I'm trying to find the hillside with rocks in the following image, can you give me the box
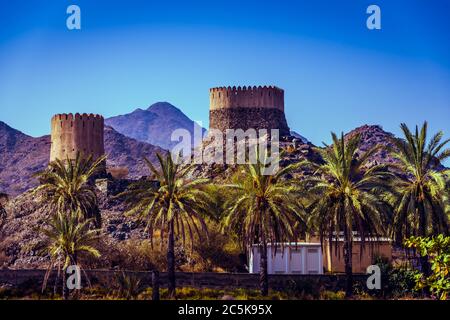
[0,122,166,196]
[344,124,445,170]
[1,115,448,269]
[344,124,399,167]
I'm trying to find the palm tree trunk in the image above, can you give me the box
[167,220,176,298]
[72,254,79,300]
[62,269,68,300]
[152,270,160,301]
[259,236,269,296]
[418,203,431,296]
[343,226,353,298]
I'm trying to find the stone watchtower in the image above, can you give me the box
[50,113,105,162]
[209,86,290,136]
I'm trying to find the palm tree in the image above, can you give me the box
[223,152,306,296]
[33,152,106,227]
[42,210,101,299]
[301,132,393,297]
[120,153,210,298]
[389,122,450,276]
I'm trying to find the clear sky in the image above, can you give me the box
[1,0,449,151]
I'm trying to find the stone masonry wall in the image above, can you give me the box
[209,86,290,136]
[50,113,104,162]
[0,270,368,292]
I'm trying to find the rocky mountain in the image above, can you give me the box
[0,122,50,196]
[105,102,206,150]
[343,124,399,167]
[0,122,165,196]
[343,124,445,170]
[1,122,447,269]
[290,130,309,144]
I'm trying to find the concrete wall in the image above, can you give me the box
[50,113,105,162]
[0,269,368,292]
[249,243,323,275]
[323,241,392,273]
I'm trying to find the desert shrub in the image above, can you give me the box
[81,238,166,271]
[359,256,417,299]
[387,267,417,298]
[187,222,244,272]
[113,271,143,299]
[320,290,345,300]
[81,237,191,272]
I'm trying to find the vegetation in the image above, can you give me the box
[405,235,450,300]
[223,151,306,296]
[113,271,143,300]
[33,152,106,227]
[389,122,450,276]
[41,210,101,299]
[3,121,449,301]
[299,132,393,297]
[120,153,211,298]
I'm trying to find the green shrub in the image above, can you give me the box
[405,235,450,300]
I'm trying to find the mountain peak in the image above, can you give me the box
[147,101,177,110]
[344,124,395,149]
[146,101,185,118]
[106,102,205,150]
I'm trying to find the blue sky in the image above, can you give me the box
[1,0,449,152]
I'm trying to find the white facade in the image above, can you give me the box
[249,243,323,275]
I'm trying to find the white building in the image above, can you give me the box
[249,242,323,275]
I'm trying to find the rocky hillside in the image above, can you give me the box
[0,122,166,196]
[0,122,50,196]
[343,124,398,167]
[105,102,206,150]
[344,124,445,170]
[1,123,447,269]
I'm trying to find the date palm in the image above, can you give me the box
[42,210,101,299]
[223,152,306,296]
[121,153,210,298]
[301,132,393,297]
[389,122,450,275]
[33,152,106,227]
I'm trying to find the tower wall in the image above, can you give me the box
[50,113,105,162]
[209,86,290,136]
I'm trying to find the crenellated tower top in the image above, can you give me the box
[209,86,284,111]
[50,113,105,162]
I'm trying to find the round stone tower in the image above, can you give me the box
[50,113,105,162]
[209,86,290,136]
